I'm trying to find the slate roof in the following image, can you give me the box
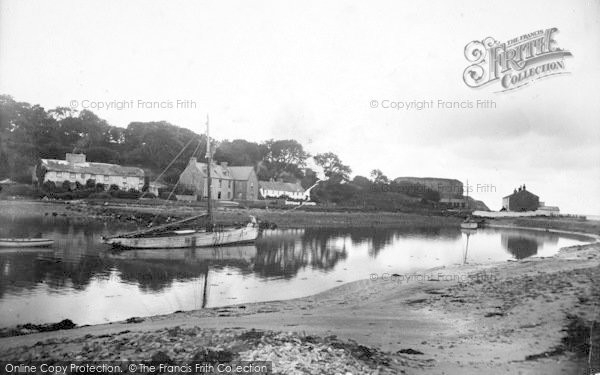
[502,189,539,199]
[41,159,144,177]
[259,181,304,193]
[229,166,255,180]
[193,162,255,181]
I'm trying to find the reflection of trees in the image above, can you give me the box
[0,252,112,298]
[253,226,460,277]
[253,229,348,279]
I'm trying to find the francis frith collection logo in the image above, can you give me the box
[463,28,572,92]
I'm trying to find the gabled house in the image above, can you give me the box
[502,185,540,212]
[178,158,259,201]
[34,153,145,191]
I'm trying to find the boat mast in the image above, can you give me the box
[205,115,213,231]
[465,179,469,212]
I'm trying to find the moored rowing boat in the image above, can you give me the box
[0,238,54,248]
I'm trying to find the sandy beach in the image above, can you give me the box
[0,211,598,374]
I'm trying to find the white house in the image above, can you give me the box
[34,153,145,190]
[259,180,306,200]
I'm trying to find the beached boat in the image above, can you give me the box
[102,116,260,249]
[0,238,54,248]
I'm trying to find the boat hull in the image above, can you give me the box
[0,239,54,248]
[104,225,260,249]
[460,222,478,229]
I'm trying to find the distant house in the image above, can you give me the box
[259,180,306,200]
[178,158,259,201]
[502,185,540,212]
[34,153,145,190]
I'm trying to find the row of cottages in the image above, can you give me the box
[178,158,259,201]
[258,180,306,200]
[34,153,145,190]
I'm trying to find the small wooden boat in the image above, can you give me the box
[460,220,478,229]
[0,238,54,248]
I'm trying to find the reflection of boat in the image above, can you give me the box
[0,238,54,248]
[106,244,257,262]
[102,116,260,249]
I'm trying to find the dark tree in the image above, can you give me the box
[313,152,352,182]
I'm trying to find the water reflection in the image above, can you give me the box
[0,204,589,326]
[499,229,559,259]
[106,246,257,292]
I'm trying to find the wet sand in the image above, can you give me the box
[1,228,598,374]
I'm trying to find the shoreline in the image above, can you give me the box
[0,215,598,373]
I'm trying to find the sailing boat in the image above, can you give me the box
[102,116,260,249]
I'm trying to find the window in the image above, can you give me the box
[69,173,76,179]
[104,175,109,182]
[227,192,231,199]
[56,172,63,178]
[218,179,222,188]
[80,173,85,179]
[228,180,231,188]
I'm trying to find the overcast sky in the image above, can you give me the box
[1,0,599,214]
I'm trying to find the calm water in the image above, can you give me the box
[0,203,591,327]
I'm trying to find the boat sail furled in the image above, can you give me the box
[103,116,260,249]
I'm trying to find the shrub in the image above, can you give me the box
[95,183,106,191]
[110,189,141,199]
[85,179,96,189]
[42,181,57,192]
[109,184,119,192]
[62,180,72,192]
[88,191,112,200]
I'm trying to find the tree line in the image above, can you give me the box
[0,95,442,208]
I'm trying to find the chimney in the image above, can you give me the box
[189,157,197,165]
[220,161,228,168]
[66,153,86,163]
[523,184,526,190]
